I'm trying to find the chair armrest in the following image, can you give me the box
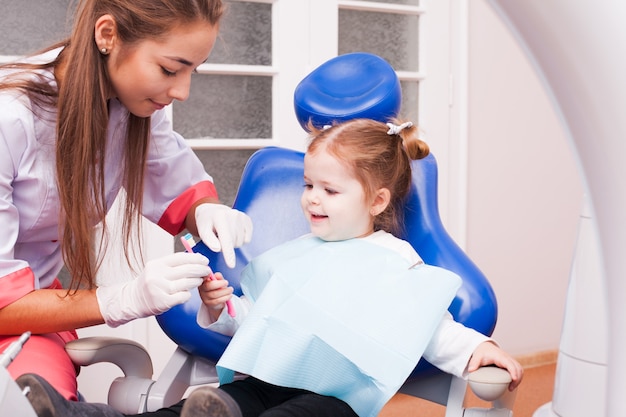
[65,337,153,379]
[468,366,516,409]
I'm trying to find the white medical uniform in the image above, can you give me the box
[0,49,217,399]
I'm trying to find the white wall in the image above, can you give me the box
[465,1,584,356]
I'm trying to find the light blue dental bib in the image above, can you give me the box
[217,236,461,417]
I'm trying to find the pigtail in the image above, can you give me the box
[387,118,430,161]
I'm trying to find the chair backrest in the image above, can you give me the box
[156,145,497,378]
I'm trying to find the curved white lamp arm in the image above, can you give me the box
[65,337,153,377]
[66,337,155,414]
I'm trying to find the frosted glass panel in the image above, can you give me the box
[351,0,419,4]
[174,1,273,140]
[338,10,419,72]
[173,74,272,139]
[211,1,272,65]
[339,9,419,122]
[0,1,271,65]
[194,149,256,206]
[0,0,72,55]
[399,81,418,122]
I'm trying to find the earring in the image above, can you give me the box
[100,47,108,54]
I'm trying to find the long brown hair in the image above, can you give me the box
[307,118,429,237]
[0,0,224,291]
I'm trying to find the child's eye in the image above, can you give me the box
[161,67,176,77]
[325,188,338,195]
[303,183,313,190]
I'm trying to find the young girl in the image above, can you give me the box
[186,118,524,417]
[15,117,523,417]
[1,0,252,404]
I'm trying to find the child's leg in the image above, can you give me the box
[3,331,78,401]
[256,393,358,417]
[218,377,277,416]
[216,378,358,417]
[126,400,185,417]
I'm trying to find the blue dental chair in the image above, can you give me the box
[65,53,516,416]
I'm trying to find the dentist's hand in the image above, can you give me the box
[96,252,211,327]
[195,203,253,268]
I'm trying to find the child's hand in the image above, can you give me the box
[467,341,524,391]
[197,272,234,321]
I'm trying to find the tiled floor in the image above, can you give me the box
[379,361,557,417]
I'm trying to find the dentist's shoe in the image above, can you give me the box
[181,386,242,417]
[16,373,125,417]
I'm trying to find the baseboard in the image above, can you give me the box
[514,350,558,368]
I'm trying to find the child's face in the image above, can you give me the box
[301,146,375,241]
[106,20,218,118]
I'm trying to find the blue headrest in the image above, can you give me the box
[293,52,401,131]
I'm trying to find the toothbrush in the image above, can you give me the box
[181,233,236,317]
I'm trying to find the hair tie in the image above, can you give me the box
[386,121,413,136]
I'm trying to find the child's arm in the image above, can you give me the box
[197,271,234,322]
[196,273,250,336]
[422,313,523,391]
[467,341,524,391]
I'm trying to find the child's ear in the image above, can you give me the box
[370,188,391,216]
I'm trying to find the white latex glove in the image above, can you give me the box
[195,203,253,268]
[96,252,211,328]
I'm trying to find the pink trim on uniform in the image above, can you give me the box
[0,267,36,309]
[158,180,218,235]
[1,279,79,401]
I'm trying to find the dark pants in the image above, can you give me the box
[127,377,359,417]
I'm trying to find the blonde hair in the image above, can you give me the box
[307,118,429,237]
[0,0,225,291]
